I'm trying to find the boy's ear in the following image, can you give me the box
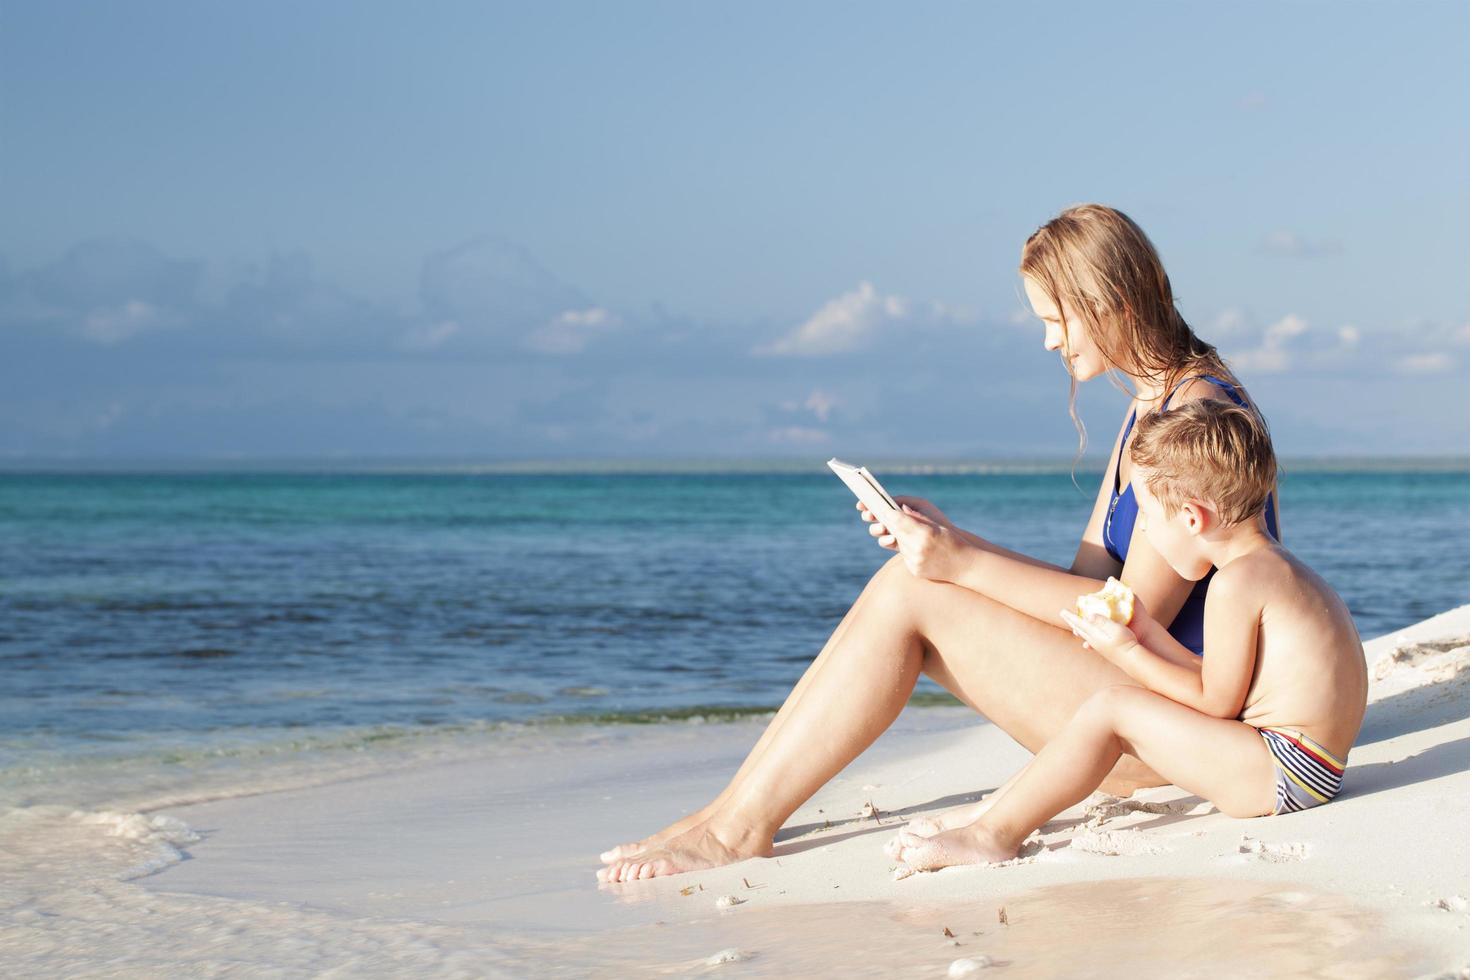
[1179,499,1212,537]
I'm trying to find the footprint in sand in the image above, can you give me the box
[1067,828,1169,857]
[891,839,1044,879]
[1373,634,1470,681]
[1237,834,1309,862]
[1082,795,1209,827]
[1428,895,1469,913]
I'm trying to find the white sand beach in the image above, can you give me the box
[5,606,1469,977]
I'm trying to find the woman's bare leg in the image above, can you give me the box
[600,557,1165,882]
[599,570,883,861]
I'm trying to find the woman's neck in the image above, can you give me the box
[1127,371,1169,407]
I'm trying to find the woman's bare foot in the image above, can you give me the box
[599,805,714,864]
[882,794,998,861]
[892,821,1018,874]
[595,820,773,883]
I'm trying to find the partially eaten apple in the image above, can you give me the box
[1076,576,1135,625]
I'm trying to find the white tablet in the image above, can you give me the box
[827,458,901,516]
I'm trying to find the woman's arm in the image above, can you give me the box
[953,528,1070,573]
[869,406,1130,604]
[949,404,1144,610]
[944,522,1194,637]
[1070,412,1131,580]
[1062,568,1259,717]
[909,404,1195,632]
[864,498,1069,574]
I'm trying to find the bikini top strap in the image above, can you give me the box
[1161,374,1244,411]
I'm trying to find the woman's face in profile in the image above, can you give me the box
[1023,276,1109,381]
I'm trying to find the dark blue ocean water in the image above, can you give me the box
[2,468,1467,761]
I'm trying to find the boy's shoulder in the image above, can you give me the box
[1209,546,1295,605]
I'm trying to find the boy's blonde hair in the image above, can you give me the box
[1129,399,1277,525]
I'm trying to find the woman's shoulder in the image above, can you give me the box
[1169,374,1240,407]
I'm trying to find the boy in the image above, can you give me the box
[890,399,1368,873]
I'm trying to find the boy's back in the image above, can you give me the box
[1217,544,1367,763]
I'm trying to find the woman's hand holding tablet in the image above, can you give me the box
[828,459,968,581]
[827,458,901,517]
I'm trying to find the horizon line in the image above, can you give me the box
[2,453,1468,476]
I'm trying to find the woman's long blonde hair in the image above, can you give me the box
[1020,204,1238,457]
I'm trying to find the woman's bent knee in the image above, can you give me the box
[1079,684,1144,725]
[869,554,926,613]
[877,552,911,582]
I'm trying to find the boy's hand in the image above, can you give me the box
[1060,607,1142,662]
[1122,597,1167,650]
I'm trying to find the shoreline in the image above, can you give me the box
[4,606,1468,975]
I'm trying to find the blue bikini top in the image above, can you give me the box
[1103,375,1279,656]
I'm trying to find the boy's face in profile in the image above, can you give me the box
[1132,467,1213,582]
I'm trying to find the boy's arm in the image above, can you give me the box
[1061,569,1260,718]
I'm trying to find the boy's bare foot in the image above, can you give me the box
[595,820,772,882]
[882,795,998,861]
[599,805,713,864]
[892,822,1017,874]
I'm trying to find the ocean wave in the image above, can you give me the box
[0,803,522,977]
[0,805,201,892]
[1,692,970,814]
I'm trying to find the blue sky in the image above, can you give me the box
[2,1,1467,460]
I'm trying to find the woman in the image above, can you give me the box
[598,204,1279,883]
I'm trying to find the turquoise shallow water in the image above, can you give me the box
[2,467,1467,779]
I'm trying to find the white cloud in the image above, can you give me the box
[1259,231,1342,258]
[398,319,462,352]
[774,389,839,432]
[419,237,586,333]
[1395,352,1455,374]
[925,299,974,322]
[524,307,621,354]
[95,402,125,431]
[0,239,201,346]
[1215,310,1469,380]
[81,298,176,345]
[804,389,837,422]
[1210,308,1250,338]
[1230,313,1309,373]
[757,281,910,356]
[767,425,829,444]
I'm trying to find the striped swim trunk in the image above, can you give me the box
[1259,727,1347,814]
